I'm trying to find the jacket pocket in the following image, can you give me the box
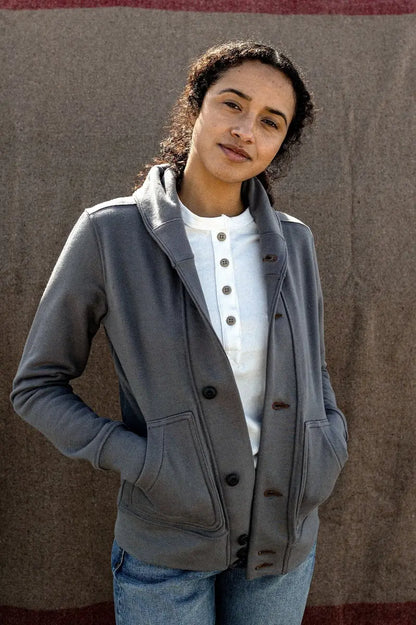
[295,418,348,528]
[122,412,223,532]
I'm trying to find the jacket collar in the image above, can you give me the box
[244,178,288,316]
[133,166,210,320]
[133,165,287,319]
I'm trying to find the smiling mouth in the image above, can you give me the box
[219,144,251,162]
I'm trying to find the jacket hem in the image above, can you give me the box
[114,505,229,572]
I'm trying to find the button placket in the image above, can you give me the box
[211,226,241,358]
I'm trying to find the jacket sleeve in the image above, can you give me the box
[10,210,146,484]
[312,237,349,443]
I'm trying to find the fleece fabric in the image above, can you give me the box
[11,165,348,580]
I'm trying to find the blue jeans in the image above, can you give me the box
[111,539,316,625]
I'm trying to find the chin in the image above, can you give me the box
[210,163,257,185]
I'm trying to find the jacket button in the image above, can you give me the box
[238,533,249,545]
[202,386,217,399]
[272,401,290,410]
[236,547,248,559]
[264,489,283,497]
[225,473,240,486]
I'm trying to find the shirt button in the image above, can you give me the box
[222,285,232,295]
[225,473,240,486]
[217,232,227,241]
[220,258,229,267]
[226,316,236,326]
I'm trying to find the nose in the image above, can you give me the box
[231,115,255,143]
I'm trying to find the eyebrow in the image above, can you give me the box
[217,88,289,127]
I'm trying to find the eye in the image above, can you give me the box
[224,101,241,111]
[262,118,279,130]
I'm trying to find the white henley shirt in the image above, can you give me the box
[180,202,269,461]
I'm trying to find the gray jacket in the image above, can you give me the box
[11,165,348,579]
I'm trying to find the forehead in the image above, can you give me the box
[212,61,295,98]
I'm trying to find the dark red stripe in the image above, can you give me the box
[0,603,115,625]
[0,0,415,14]
[303,602,416,625]
[1,602,415,624]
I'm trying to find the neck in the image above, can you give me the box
[178,169,245,218]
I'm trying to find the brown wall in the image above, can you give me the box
[1,5,415,618]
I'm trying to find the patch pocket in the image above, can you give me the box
[130,412,222,531]
[296,419,348,526]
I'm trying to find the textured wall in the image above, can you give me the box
[1,2,415,624]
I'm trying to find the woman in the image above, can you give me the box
[12,41,348,625]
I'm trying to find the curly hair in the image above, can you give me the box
[136,41,314,204]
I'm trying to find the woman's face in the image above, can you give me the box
[185,60,296,188]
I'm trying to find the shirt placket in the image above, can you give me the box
[212,226,241,362]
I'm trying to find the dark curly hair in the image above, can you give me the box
[136,41,314,204]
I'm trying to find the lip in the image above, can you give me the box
[219,144,251,162]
